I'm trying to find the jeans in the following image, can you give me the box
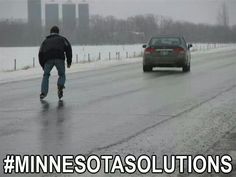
[41,59,65,95]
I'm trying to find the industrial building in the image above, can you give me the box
[78,3,90,43]
[27,0,42,44]
[45,3,59,31]
[27,0,90,44]
[62,4,76,31]
[27,0,42,28]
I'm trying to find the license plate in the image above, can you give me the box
[161,51,168,56]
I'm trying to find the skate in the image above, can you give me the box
[40,93,46,100]
[58,85,64,99]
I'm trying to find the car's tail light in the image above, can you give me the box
[174,47,185,54]
[144,47,156,54]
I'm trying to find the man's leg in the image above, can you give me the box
[41,60,54,97]
[54,59,66,99]
[55,59,66,87]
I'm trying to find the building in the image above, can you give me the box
[27,0,90,44]
[45,3,59,31]
[27,0,42,44]
[78,3,89,43]
[62,4,76,31]
[27,0,42,28]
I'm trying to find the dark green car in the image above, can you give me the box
[142,36,192,72]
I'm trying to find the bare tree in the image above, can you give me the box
[1,12,236,46]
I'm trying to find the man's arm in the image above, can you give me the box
[64,38,72,67]
[38,41,46,69]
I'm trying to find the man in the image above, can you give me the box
[39,26,72,100]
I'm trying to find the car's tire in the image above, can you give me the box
[143,65,152,72]
[182,63,190,72]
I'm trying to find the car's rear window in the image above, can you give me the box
[150,37,181,46]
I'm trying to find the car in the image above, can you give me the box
[142,36,192,72]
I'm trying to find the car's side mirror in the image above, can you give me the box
[142,44,147,48]
[188,44,193,49]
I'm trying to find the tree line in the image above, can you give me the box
[0,14,236,47]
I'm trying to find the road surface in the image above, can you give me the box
[0,49,236,177]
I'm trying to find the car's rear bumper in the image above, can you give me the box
[143,56,187,67]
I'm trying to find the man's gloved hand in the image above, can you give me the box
[67,64,71,68]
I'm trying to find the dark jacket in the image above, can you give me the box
[38,34,72,68]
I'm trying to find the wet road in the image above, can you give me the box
[0,49,236,176]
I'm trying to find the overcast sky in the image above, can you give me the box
[0,0,235,25]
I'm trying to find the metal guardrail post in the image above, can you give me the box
[14,59,16,71]
[33,57,35,68]
[76,54,79,63]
